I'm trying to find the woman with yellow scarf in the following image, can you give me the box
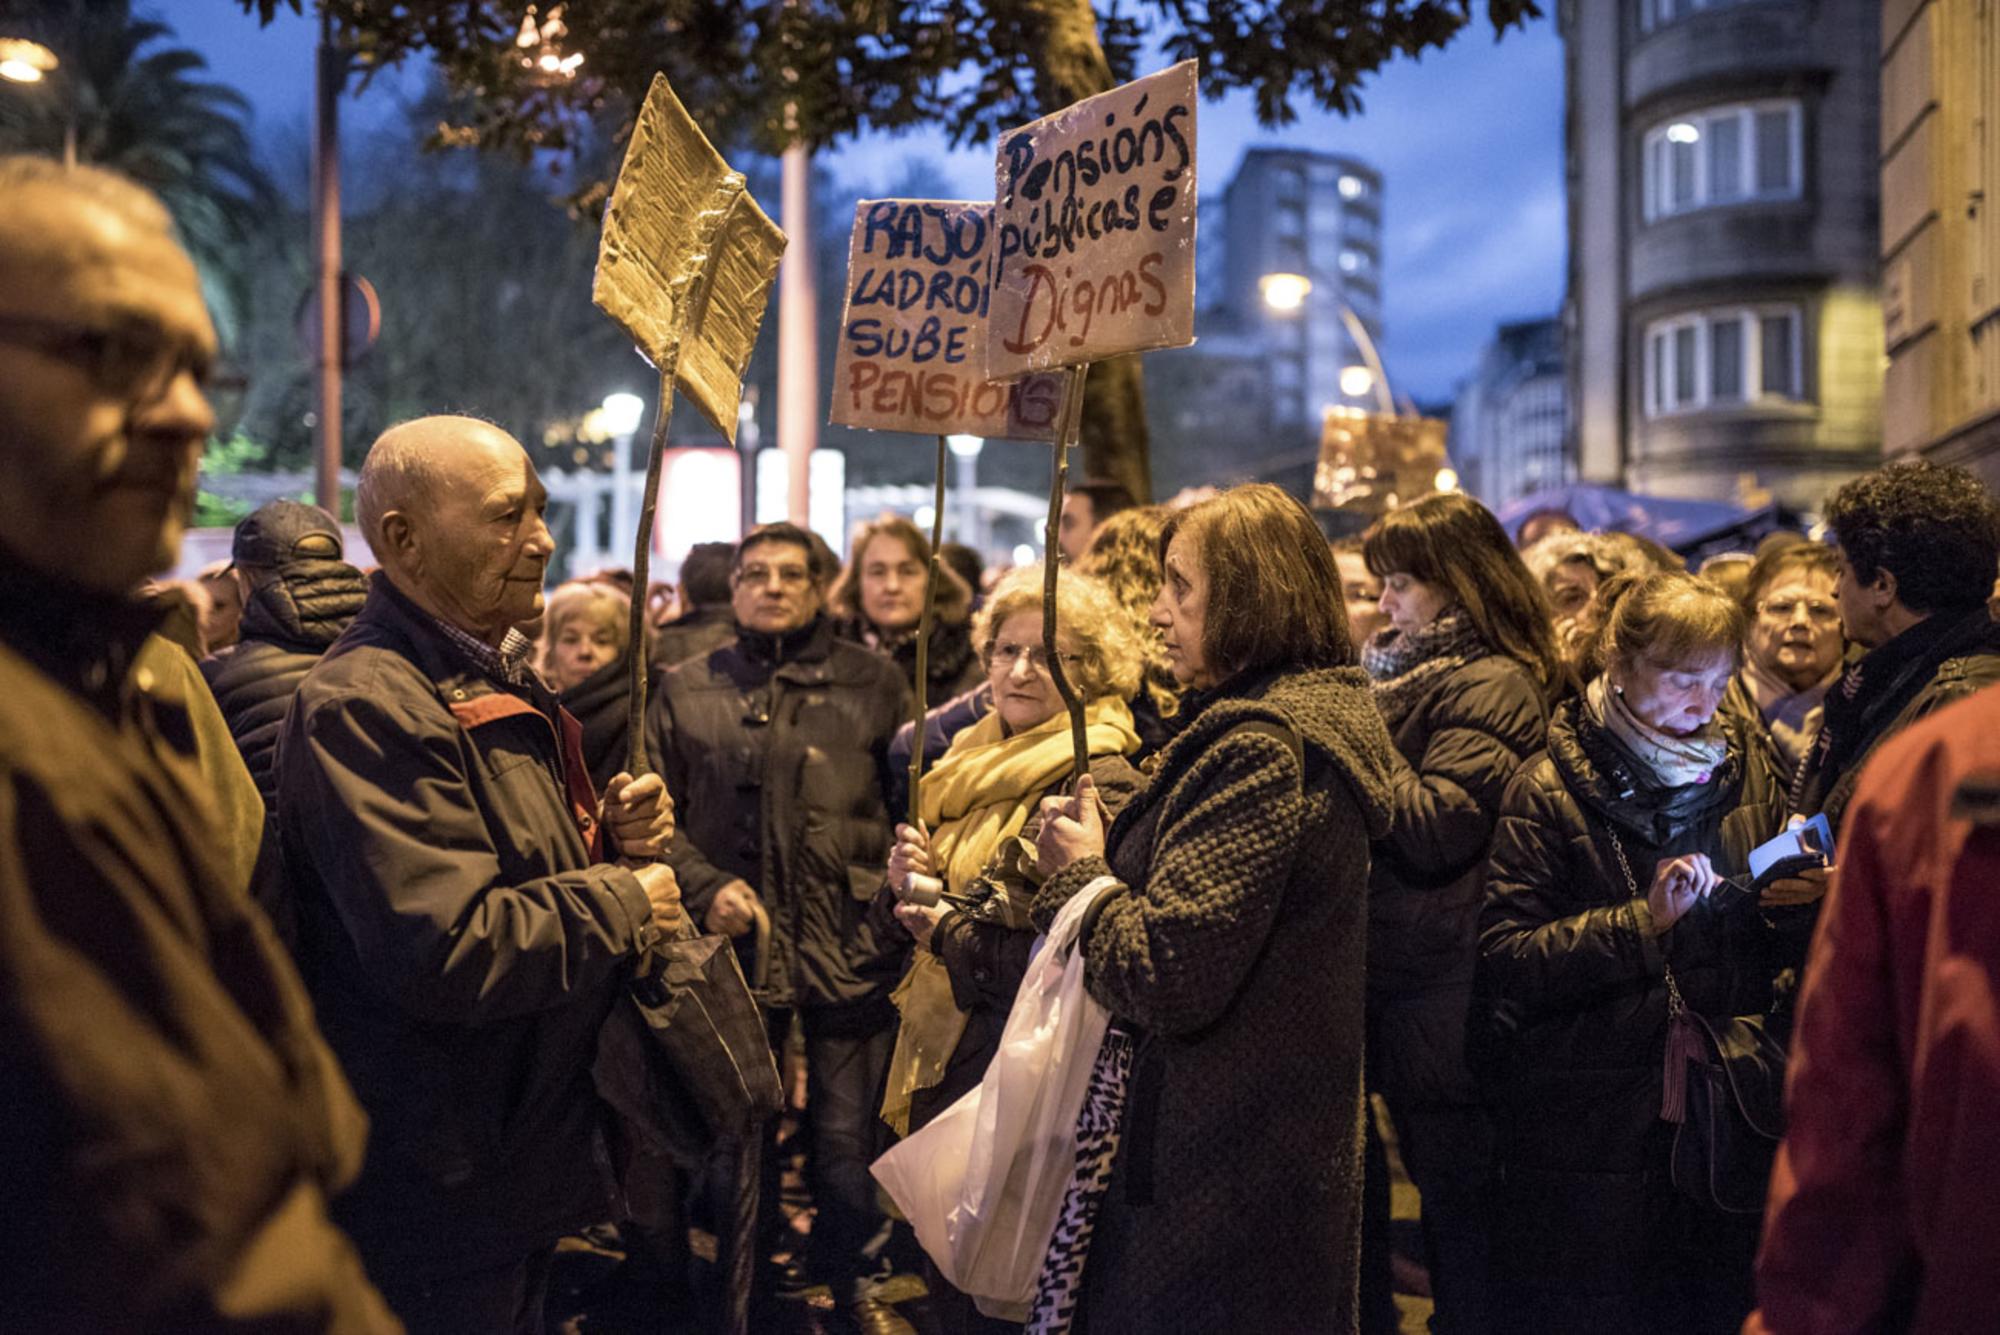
[880,566,1145,1322]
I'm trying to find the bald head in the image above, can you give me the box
[359,415,554,645]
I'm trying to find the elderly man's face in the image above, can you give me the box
[731,538,821,635]
[399,426,555,641]
[0,186,216,593]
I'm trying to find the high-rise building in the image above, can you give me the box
[1879,2,2000,485]
[1220,148,1387,430]
[1562,0,1884,509]
[1452,318,1572,508]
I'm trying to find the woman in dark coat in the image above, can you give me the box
[829,515,983,708]
[1032,484,1398,1334]
[1477,571,1796,1334]
[1358,492,1564,1333]
[539,579,636,789]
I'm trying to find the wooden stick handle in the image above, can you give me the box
[624,364,677,778]
[906,434,949,828]
[1042,365,1092,787]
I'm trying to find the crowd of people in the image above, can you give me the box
[9,155,2000,1335]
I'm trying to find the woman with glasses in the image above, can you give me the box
[1029,485,1399,1332]
[1718,543,1845,780]
[881,565,1145,1333]
[1478,571,1794,1333]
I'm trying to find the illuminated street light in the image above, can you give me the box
[1434,468,1460,493]
[1259,271,1313,314]
[1338,175,1364,200]
[601,391,645,438]
[1666,122,1700,144]
[0,37,57,84]
[516,5,583,83]
[945,433,984,459]
[1339,366,1375,399]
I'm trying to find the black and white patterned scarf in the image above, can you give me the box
[1361,609,1488,729]
[1026,1027,1137,1334]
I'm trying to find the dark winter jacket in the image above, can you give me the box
[1477,699,1794,1329]
[1369,653,1548,1106]
[200,557,368,812]
[1033,666,1397,1334]
[278,575,658,1283]
[904,750,1145,1134]
[653,603,736,669]
[835,613,983,710]
[1790,603,2000,834]
[648,615,911,1013]
[0,555,396,1330]
[559,650,636,791]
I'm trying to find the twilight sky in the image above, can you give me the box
[159,1,1566,403]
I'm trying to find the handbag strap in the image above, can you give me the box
[1606,827,1686,1018]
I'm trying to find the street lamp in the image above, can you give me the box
[0,37,57,84]
[515,5,584,83]
[1259,266,1397,418]
[603,390,647,569]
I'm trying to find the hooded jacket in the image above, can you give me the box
[1031,666,1398,1334]
[1477,699,1793,1327]
[201,557,368,810]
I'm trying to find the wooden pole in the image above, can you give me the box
[1042,364,1092,786]
[906,434,949,829]
[624,363,678,777]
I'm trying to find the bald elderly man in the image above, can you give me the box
[277,415,680,1333]
[0,156,397,1328]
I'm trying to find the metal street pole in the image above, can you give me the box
[312,7,343,515]
[777,142,816,528]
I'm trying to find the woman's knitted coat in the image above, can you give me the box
[1033,666,1396,1333]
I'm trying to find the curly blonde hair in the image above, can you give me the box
[975,566,1144,704]
[1078,505,1172,678]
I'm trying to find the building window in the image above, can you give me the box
[1637,0,1768,35]
[1642,101,1802,221]
[1644,306,1805,416]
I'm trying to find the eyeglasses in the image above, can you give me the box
[0,313,214,403]
[734,563,812,589]
[1758,596,1840,626]
[990,641,1083,672]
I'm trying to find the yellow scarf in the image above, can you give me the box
[882,696,1140,1136]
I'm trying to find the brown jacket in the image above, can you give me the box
[0,560,395,1332]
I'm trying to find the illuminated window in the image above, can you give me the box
[1642,102,1802,221]
[1338,174,1366,200]
[1644,306,1805,417]
[1637,0,1770,34]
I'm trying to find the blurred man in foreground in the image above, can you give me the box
[0,155,396,1328]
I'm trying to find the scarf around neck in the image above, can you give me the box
[1362,609,1488,728]
[1586,672,1727,790]
[919,694,1139,892]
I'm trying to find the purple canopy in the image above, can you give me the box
[1497,483,1747,547]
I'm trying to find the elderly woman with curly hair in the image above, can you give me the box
[881,566,1146,1333]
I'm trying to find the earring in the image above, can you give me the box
[1613,684,1625,696]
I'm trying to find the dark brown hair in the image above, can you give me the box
[1593,570,1747,674]
[1158,483,1354,676]
[826,514,971,626]
[1363,492,1566,697]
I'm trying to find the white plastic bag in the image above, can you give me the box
[871,876,1120,1320]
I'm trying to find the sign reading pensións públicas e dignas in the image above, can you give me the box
[829,199,1062,441]
[986,61,1198,380]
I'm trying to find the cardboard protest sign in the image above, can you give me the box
[593,74,786,444]
[831,199,1062,441]
[987,60,1199,379]
[1312,411,1451,514]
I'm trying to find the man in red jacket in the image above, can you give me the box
[1751,680,2000,1334]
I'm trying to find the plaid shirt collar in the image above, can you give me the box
[429,613,537,689]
